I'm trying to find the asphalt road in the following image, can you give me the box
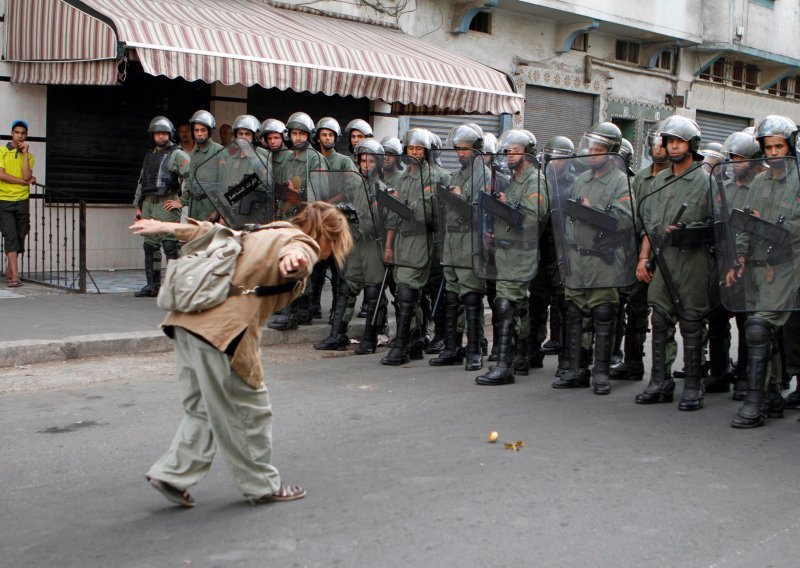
[2,345,799,568]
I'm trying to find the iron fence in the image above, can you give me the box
[1,183,98,293]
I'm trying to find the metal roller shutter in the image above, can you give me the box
[695,111,750,145]
[524,86,595,150]
[403,114,503,170]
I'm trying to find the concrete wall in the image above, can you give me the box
[703,0,800,60]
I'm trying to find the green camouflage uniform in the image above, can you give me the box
[641,164,714,320]
[133,144,191,248]
[563,166,632,311]
[180,140,223,221]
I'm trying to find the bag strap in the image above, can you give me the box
[228,281,299,298]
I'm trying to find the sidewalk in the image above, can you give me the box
[0,270,364,368]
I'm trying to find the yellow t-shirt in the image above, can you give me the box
[0,143,35,201]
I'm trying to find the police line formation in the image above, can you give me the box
[134,109,800,430]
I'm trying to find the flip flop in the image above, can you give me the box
[251,483,306,504]
[7,280,21,288]
[147,476,195,508]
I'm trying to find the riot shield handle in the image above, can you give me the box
[646,202,687,272]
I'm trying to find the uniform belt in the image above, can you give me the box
[446,224,470,233]
[399,228,427,237]
[570,244,615,264]
[496,239,537,251]
[142,194,176,203]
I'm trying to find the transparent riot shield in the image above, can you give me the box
[712,157,800,313]
[434,149,487,269]
[194,139,274,228]
[545,154,638,290]
[373,156,432,270]
[637,162,716,321]
[273,148,327,220]
[473,152,542,282]
[309,168,384,285]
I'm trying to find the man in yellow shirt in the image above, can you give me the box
[0,120,35,287]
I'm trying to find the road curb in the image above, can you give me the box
[0,319,377,368]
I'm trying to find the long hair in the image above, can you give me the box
[290,201,353,269]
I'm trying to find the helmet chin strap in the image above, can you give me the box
[669,152,688,163]
[294,141,308,150]
[651,153,668,164]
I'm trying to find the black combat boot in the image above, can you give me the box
[355,286,381,355]
[731,318,771,428]
[610,300,646,380]
[636,308,676,404]
[409,327,426,360]
[476,298,515,385]
[462,292,484,371]
[527,296,546,368]
[425,281,447,355]
[487,282,499,361]
[430,291,464,366]
[313,281,352,351]
[678,312,705,411]
[268,303,297,330]
[552,302,591,389]
[381,286,418,366]
[705,305,733,393]
[541,293,562,355]
[610,299,626,368]
[554,293,569,376]
[327,265,340,325]
[308,262,327,320]
[135,243,159,297]
[591,303,616,395]
[512,306,530,376]
[731,314,747,400]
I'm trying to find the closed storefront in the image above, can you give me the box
[695,111,751,144]
[524,86,596,149]
[401,114,505,170]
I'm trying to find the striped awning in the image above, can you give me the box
[5,0,523,115]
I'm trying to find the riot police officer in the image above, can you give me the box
[344,119,374,163]
[635,116,713,411]
[168,110,222,222]
[379,128,436,365]
[705,131,762,398]
[551,123,635,395]
[539,135,575,376]
[269,111,327,330]
[381,136,405,188]
[311,117,358,322]
[725,115,800,428]
[259,118,290,186]
[429,124,488,371]
[133,116,190,297]
[475,129,546,385]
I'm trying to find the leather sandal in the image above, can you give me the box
[147,476,195,508]
[251,483,306,504]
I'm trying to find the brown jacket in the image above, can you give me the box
[162,220,319,388]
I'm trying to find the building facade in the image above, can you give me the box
[1,0,799,273]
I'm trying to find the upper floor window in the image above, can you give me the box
[571,33,588,52]
[654,50,676,73]
[615,40,639,64]
[468,11,491,34]
[699,58,759,90]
